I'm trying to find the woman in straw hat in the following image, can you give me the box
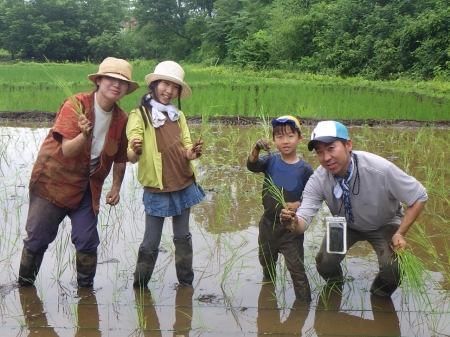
[127,61,204,288]
[18,57,139,288]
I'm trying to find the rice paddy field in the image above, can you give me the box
[0,62,450,336]
[0,61,449,121]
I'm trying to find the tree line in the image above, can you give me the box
[1,0,449,80]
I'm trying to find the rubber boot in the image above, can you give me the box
[18,247,44,287]
[173,234,194,286]
[76,250,97,288]
[133,249,159,288]
[370,274,398,298]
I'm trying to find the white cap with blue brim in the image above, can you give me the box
[308,121,349,151]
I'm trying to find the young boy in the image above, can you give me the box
[247,116,313,302]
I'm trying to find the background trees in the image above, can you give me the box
[0,0,449,79]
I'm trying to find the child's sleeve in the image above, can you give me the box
[126,109,144,153]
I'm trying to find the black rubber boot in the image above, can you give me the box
[76,250,97,288]
[18,247,44,287]
[133,249,159,288]
[173,234,194,286]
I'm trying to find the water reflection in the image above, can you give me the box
[314,285,400,336]
[257,280,309,335]
[1,125,449,336]
[133,288,162,336]
[173,285,193,336]
[19,286,59,336]
[75,288,100,337]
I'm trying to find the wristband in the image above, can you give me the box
[393,233,404,238]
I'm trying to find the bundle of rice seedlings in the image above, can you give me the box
[395,248,431,306]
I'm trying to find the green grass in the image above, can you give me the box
[0,61,449,120]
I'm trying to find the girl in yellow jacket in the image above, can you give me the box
[126,61,204,288]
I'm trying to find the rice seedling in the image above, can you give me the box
[189,299,216,333]
[262,175,287,211]
[41,57,83,116]
[395,248,432,306]
[257,108,272,144]
[134,287,147,331]
[58,288,79,329]
[51,225,72,282]
[6,298,26,330]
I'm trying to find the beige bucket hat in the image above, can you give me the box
[88,57,139,95]
[145,61,192,99]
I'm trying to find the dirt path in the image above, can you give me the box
[1,110,449,128]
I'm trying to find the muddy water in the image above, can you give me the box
[0,124,449,336]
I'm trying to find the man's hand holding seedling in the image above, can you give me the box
[280,208,307,234]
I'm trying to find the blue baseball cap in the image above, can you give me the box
[308,121,349,151]
[271,115,301,130]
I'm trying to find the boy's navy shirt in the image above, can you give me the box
[247,153,314,222]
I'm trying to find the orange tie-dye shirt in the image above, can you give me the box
[29,92,128,214]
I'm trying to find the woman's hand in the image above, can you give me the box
[78,114,93,139]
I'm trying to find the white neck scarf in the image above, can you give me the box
[149,97,179,128]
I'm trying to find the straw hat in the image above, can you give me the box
[88,57,139,95]
[145,61,192,99]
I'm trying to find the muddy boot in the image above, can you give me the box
[76,250,97,288]
[370,274,398,298]
[18,247,44,287]
[133,249,159,288]
[173,234,194,286]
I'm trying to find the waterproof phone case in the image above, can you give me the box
[326,216,347,254]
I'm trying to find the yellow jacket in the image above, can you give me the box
[126,107,197,189]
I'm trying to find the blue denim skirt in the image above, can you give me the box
[143,183,205,217]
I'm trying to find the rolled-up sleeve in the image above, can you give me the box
[295,172,326,229]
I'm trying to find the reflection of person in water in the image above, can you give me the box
[257,281,309,336]
[19,286,58,336]
[134,288,162,337]
[75,288,100,337]
[314,285,401,336]
[173,285,193,336]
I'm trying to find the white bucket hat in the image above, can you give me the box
[145,61,192,99]
[88,57,139,95]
